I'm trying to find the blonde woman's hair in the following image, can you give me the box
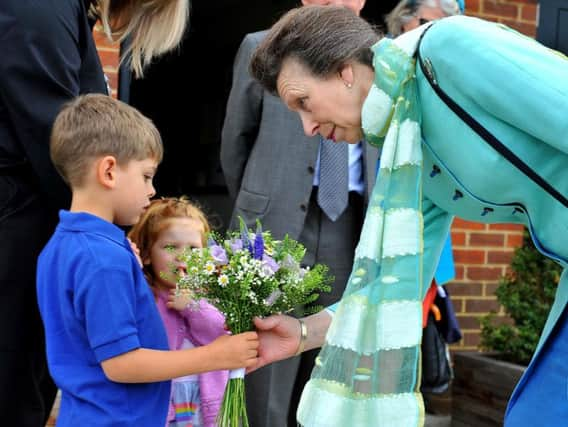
[128,196,211,286]
[50,94,163,188]
[94,0,190,77]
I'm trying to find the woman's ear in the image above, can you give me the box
[96,155,118,189]
[339,64,355,88]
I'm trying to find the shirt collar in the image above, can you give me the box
[57,210,128,248]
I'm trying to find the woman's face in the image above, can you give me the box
[277,58,366,144]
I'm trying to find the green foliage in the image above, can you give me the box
[480,231,561,365]
[177,224,332,334]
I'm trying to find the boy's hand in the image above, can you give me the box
[167,289,193,312]
[210,332,259,370]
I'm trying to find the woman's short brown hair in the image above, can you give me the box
[50,94,163,188]
[250,5,380,95]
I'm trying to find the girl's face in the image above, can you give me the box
[277,58,366,144]
[145,217,204,290]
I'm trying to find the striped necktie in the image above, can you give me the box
[317,137,348,221]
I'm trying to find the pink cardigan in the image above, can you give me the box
[156,291,229,427]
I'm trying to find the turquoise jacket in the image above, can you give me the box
[416,16,568,423]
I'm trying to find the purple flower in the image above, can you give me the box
[229,238,243,253]
[262,254,280,274]
[210,245,228,265]
[264,290,282,306]
[254,229,264,260]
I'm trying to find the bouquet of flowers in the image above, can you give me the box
[177,219,332,427]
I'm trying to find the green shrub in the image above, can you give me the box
[480,231,561,365]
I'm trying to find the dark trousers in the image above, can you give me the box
[0,172,58,426]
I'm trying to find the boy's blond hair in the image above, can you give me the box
[128,196,211,287]
[50,94,163,188]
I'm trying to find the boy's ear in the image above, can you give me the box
[96,156,118,189]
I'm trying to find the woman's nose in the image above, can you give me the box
[300,114,319,137]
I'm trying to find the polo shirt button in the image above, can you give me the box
[300,204,307,212]
[307,166,315,174]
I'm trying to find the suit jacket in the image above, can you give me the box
[413,16,568,422]
[221,30,378,240]
[0,0,107,211]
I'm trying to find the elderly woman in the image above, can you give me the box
[248,5,568,427]
[386,0,463,36]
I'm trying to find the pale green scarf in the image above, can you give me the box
[297,26,428,427]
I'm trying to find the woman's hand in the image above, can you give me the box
[248,311,332,373]
[248,314,303,372]
[167,289,193,312]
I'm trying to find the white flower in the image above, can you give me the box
[218,274,229,287]
[204,262,216,275]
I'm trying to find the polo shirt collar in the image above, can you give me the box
[58,210,127,247]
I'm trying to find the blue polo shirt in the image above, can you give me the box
[37,211,170,426]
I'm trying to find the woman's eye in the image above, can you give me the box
[164,244,176,251]
[144,175,153,182]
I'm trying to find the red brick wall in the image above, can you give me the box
[92,8,537,352]
[93,25,120,97]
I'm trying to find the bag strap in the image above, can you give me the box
[416,35,568,209]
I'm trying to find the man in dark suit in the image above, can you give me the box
[221,2,374,425]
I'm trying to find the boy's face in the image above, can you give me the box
[113,158,158,225]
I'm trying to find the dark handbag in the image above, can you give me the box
[421,311,452,394]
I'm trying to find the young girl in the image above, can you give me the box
[129,197,228,427]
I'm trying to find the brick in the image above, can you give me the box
[452,298,464,313]
[469,232,505,247]
[520,4,538,22]
[501,19,537,37]
[488,223,524,231]
[454,249,486,264]
[454,265,465,280]
[467,266,503,281]
[463,331,481,347]
[97,49,120,70]
[487,250,514,264]
[450,231,466,246]
[465,0,480,13]
[446,282,483,297]
[452,218,486,230]
[465,298,501,313]
[455,314,481,329]
[483,1,519,19]
[506,233,524,247]
[485,282,501,295]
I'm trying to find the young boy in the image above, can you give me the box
[37,94,259,426]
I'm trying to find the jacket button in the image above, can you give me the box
[481,207,494,216]
[308,166,315,174]
[429,165,441,177]
[452,190,463,201]
[300,204,307,212]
